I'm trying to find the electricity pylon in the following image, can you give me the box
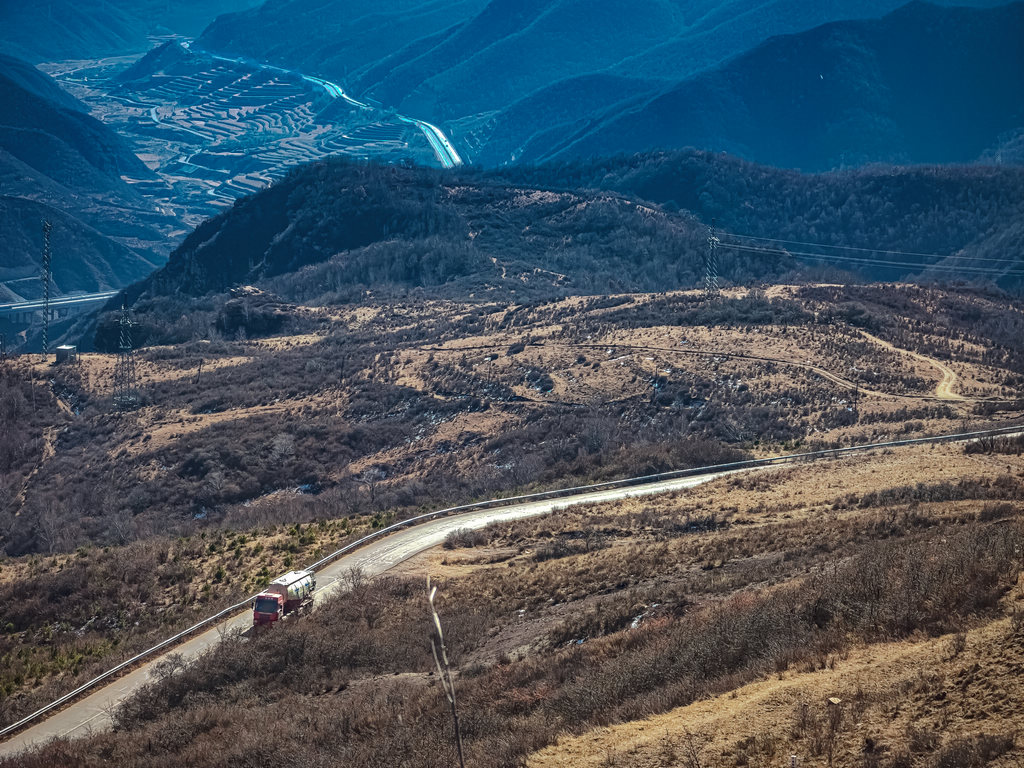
[704,219,720,298]
[41,220,52,356]
[112,304,139,410]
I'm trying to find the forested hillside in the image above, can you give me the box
[125,158,724,305]
[120,152,1024,321]
[501,151,1024,284]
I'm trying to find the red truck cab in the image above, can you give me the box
[252,570,316,626]
[252,592,286,625]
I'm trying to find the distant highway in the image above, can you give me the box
[304,76,461,169]
[0,468,738,756]
[397,116,462,168]
[183,39,463,169]
[0,292,119,317]
[302,75,369,109]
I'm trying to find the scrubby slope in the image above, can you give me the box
[499,150,1024,287]
[127,157,721,300]
[123,153,1024,308]
[5,435,1022,767]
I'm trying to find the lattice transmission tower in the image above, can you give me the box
[41,220,53,356]
[112,304,139,410]
[704,219,720,298]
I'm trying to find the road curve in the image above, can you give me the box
[4,422,1022,755]
[417,338,998,405]
[0,470,737,757]
[858,330,965,401]
[185,39,462,169]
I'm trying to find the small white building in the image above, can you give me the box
[55,345,77,363]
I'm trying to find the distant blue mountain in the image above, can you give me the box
[519,1,1024,171]
[195,0,1017,170]
[0,0,261,62]
[200,0,490,85]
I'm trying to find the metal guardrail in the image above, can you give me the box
[308,422,1024,572]
[0,595,256,741]
[2,421,1022,742]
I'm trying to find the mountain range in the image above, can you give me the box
[0,54,176,300]
[2,0,1021,310]
[516,1,1024,170]
[197,0,1022,170]
[0,0,261,62]
[112,152,1023,341]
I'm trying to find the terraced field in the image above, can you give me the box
[43,43,439,227]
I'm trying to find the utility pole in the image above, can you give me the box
[112,304,139,410]
[704,218,720,298]
[41,220,52,358]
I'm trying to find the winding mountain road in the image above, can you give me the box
[184,39,462,169]
[858,330,965,401]
[419,338,994,405]
[3,423,1022,756]
[0,470,739,756]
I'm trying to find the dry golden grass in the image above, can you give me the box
[375,442,1023,768]
[5,284,1022,747]
[112,390,341,457]
[27,285,1019,544]
[528,582,1024,768]
[391,443,1024,663]
[0,514,377,724]
[4,432,1021,766]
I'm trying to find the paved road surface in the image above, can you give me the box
[0,469,738,756]
[0,292,118,316]
[184,39,462,169]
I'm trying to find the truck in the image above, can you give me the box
[252,570,316,627]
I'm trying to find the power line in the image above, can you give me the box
[112,304,139,411]
[723,242,1024,278]
[727,243,1024,277]
[721,230,1019,265]
[726,245,1024,277]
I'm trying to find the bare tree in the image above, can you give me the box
[427,577,466,768]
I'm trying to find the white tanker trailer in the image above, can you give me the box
[252,570,316,626]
